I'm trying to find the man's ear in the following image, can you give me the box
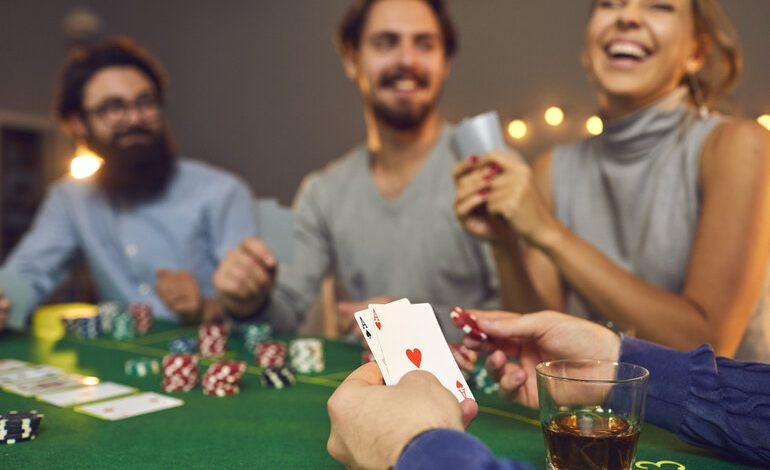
[66,115,87,141]
[340,46,360,82]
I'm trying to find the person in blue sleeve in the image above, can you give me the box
[327,310,770,468]
[0,37,256,331]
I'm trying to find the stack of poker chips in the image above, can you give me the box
[289,338,325,374]
[470,363,499,395]
[74,316,100,339]
[124,357,160,377]
[128,302,153,335]
[97,301,121,335]
[260,367,296,389]
[0,410,44,445]
[169,337,198,353]
[449,343,478,379]
[201,361,246,397]
[161,354,199,392]
[256,341,287,368]
[111,311,135,341]
[199,322,228,358]
[243,323,272,353]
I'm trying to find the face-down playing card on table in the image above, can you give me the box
[359,301,474,402]
[76,392,183,420]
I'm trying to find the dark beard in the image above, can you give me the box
[371,66,438,131]
[87,126,177,205]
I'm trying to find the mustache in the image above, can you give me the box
[111,126,156,144]
[379,68,429,88]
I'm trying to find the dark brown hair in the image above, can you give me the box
[54,37,168,121]
[336,0,459,58]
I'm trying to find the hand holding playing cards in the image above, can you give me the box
[156,269,203,321]
[213,237,277,318]
[327,362,478,469]
[460,309,620,408]
[0,289,9,332]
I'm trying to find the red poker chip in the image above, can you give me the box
[450,307,488,341]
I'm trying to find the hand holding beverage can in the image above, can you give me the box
[536,360,649,470]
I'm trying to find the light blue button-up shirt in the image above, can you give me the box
[3,159,255,326]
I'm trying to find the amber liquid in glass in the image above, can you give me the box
[543,411,640,470]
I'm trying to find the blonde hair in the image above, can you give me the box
[689,0,742,108]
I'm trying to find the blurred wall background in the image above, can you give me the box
[0,0,768,204]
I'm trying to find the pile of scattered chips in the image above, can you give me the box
[201,361,247,397]
[449,343,478,378]
[256,341,287,368]
[73,316,100,339]
[470,363,499,395]
[161,354,199,392]
[124,358,160,377]
[0,410,43,445]
[199,323,228,358]
[260,367,296,389]
[450,307,488,341]
[128,302,153,335]
[169,337,198,353]
[243,323,272,353]
[289,339,325,373]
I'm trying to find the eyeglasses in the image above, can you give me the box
[85,94,162,127]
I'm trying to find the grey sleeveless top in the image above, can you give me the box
[551,89,770,362]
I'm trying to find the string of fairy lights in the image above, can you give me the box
[69,112,770,179]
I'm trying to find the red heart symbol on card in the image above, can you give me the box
[375,321,381,330]
[406,348,422,368]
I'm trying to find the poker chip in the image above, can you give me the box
[161,354,199,392]
[256,341,287,368]
[97,301,121,334]
[74,316,100,339]
[169,337,198,353]
[470,363,499,395]
[199,322,228,358]
[242,323,272,353]
[112,311,135,341]
[0,410,44,445]
[201,361,247,397]
[260,367,296,389]
[450,307,488,341]
[289,338,324,374]
[125,357,160,377]
[128,302,153,336]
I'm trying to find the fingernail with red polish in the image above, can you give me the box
[469,155,479,164]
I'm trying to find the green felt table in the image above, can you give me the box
[0,321,762,469]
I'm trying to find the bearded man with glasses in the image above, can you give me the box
[0,38,256,333]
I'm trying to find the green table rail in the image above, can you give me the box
[0,322,763,469]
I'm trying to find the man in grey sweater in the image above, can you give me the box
[214,0,499,340]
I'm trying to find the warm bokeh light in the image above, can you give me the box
[70,145,103,179]
[544,106,564,127]
[507,119,527,140]
[758,114,770,131]
[83,376,100,386]
[586,115,603,136]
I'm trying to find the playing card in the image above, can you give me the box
[354,298,411,384]
[0,358,28,372]
[0,364,63,385]
[38,382,136,407]
[76,392,183,420]
[376,303,474,402]
[2,373,97,397]
[254,198,295,264]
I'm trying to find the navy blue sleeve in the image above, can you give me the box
[395,429,537,470]
[620,336,770,465]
